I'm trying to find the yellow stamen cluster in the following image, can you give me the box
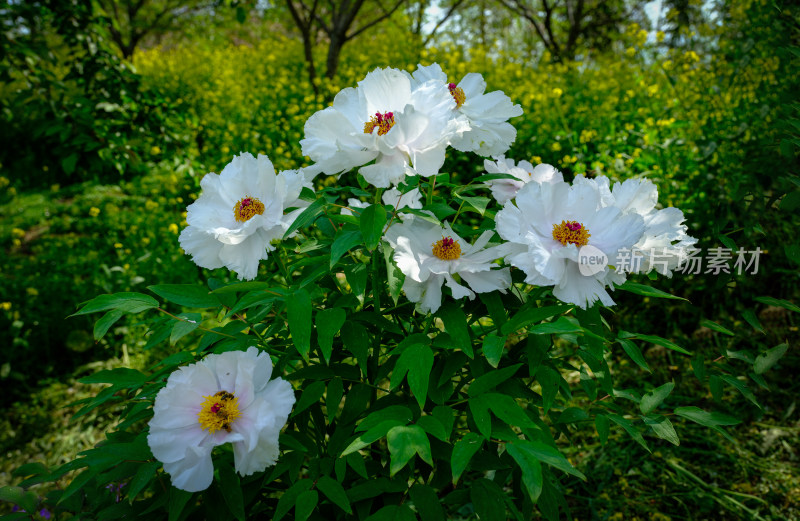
[552,220,591,247]
[233,197,265,223]
[198,391,241,433]
[363,111,395,136]
[432,236,462,260]
[448,83,466,109]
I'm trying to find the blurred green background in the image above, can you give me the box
[1,0,799,518]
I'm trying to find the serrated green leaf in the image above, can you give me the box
[754,343,788,374]
[640,382,675,415]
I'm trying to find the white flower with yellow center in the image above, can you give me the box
[301,67,469,188]
[409,64,523,157]
[384,219,511,313]
[484,157,563,204]
[147,347,295,492]
[576,175,697,277]
[178,153,312,280]
[495,179,645,308]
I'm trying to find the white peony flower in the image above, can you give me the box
[148,347,295,492]
[495,178,645,308]
[301,67,469,188]
[410,64,523,157]
[384,218,511,313]
[574,175,698,277]
[179,153,313,280]
[484,157,563,204]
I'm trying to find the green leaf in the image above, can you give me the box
[718,375,760,408]
[342,420,405,456]
[501,305,571,335]
[471,479,506,521]
[451,433,483,484]
[359,204,387,251]
[168,488,193,521]
[595,414,610,444]
[356,405,413,433]
[284,197,326,238]
[274,480,313,521]
[417,415,448,441]
[391,343,434,409]
[0,486,38,513]
[410,484,446,521]
[455,193,491,215]
[78,367,147,387]
[742,309,765,333]
[387,425,432,475]
[170,313,202,345]
[617,281,689,301]
[316,475,352,514]
[754,343,789,374]
[148,284,220,308]
[437,302,473,357]
[126,461,159,502]
[340,322,369,376]
[674,406,740,441]
[287,288,312,360]
[537,365,560,415]
[755,296,800,313]
[486,392,537,429]
[642,415,680,446]
[468,395,492,440]
[618,330,691,356]
[780,191,800,211]
[72,292,159,316]
[607,414,650,452]
[218,463,245,521]
[508,439,586,479]
[618,338,651,373]
[529,316,583,335]
[330,229,363,267]
[62,153,79,174]
[94,309,125,340]
[482,334,506,368]
[639,382,675,415]
[556,407,590,424]
[295,490,318,521]
[506,442,543,503]
[326,377,343,423]
[316,307,345,364]
[468,364,523,397]
[700,319,735,336]
[291,381,324,417]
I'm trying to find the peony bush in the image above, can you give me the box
[3,63,770,521]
